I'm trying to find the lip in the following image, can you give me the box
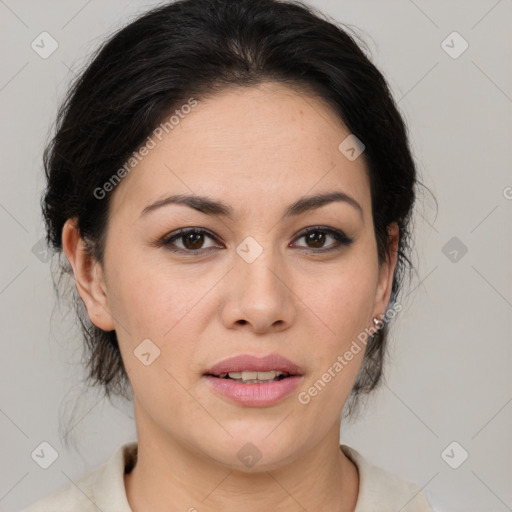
[203,375,303,406]
[203,353,305,407]
[205,353,304,376]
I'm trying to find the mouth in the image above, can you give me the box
[208,370,294,383]
[204,352,303,380]
[203,353,304,406]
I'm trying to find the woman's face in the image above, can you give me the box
[68,82,397,470]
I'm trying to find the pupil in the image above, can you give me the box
[184,233,203,250]
[307,231,325,248]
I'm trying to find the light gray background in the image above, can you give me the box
[1,1,511,511]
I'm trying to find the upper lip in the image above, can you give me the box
[205,353,304,376]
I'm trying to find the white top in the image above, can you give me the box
[22,442,443,511]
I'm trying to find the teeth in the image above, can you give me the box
[225,370,286,382]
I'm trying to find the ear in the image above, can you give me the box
[372,222,399,321]
[61,218,115,331]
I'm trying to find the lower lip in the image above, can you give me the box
[203,375,303,406]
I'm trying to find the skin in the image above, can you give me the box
[62,82,398,512]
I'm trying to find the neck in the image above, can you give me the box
[125,404,359,512]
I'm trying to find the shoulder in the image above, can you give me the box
[20,470,98,512]
[21,442,137,512]
[341,444,443,512]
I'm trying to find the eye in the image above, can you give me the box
[292,226,354,253]
[159,228,223,254]
[155,225,354,255]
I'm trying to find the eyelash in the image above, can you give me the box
[156,226,354,255]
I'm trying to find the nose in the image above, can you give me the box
[220,246,297,334]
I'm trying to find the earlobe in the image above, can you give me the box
[61,218,116,331]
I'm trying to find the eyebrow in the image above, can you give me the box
[140,191,363,220]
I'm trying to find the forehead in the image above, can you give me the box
[109,82,371,220]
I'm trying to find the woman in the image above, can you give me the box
[24,0,442,510]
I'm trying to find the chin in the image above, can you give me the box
[197,433,301,473]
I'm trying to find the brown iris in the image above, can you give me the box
[182,232,205,250]
[305,231,326,249]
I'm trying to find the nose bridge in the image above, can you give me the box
[235,234,284,296]
[221,234,296,331]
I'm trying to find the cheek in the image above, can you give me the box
[105,244,198,338]
[305,258,378,345]
[104,248,214,381]
[299,268,376,409]
[107,262,202,410]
